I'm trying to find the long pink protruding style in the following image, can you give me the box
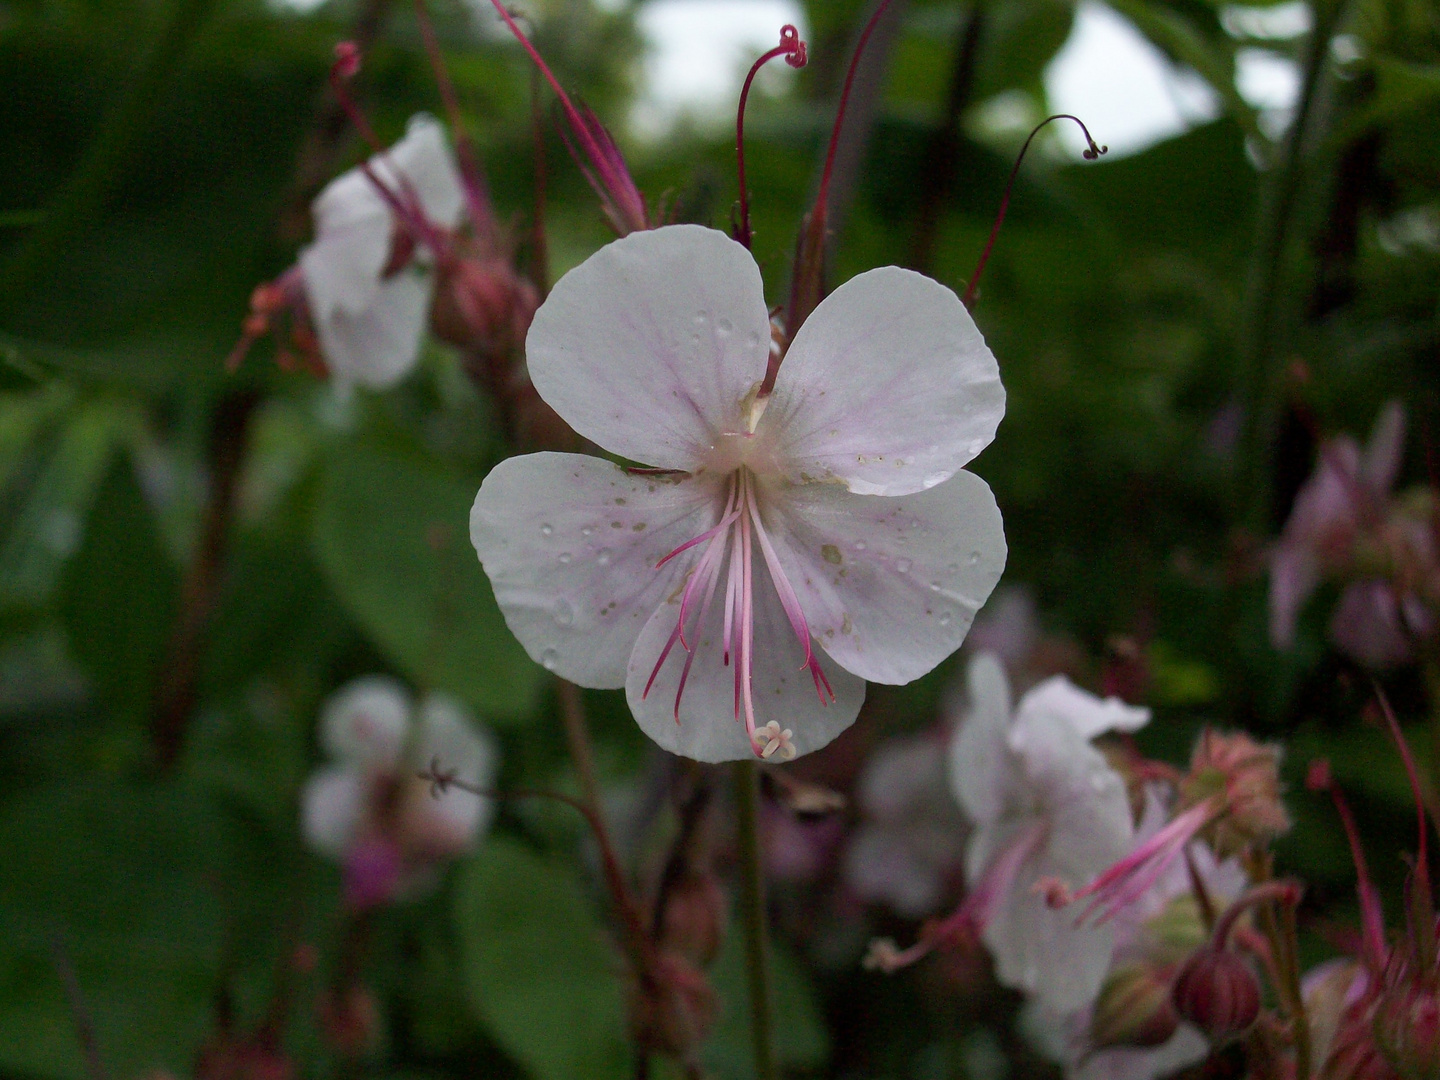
[642,471,832,757]
[961,114,1106,310]
[734,25,807,250]
[484,0,647,233]
[1308,759,1389,973]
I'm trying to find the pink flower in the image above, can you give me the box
[470,225,1007,760]
[301,677,496,907]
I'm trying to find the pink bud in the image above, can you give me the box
[333,41,361,80]
[1171,947,1261,1041]
[1375,983,1440,1080]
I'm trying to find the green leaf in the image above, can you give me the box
[699,932,829,1080]
[0,396,139,609]
[311,441,542,721]
[453,837,632,1080]
[0,782,226,1080]
[59,456,178,727]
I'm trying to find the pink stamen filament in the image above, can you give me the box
[642,469,831,757]
[874,820,1047,973]
[734,25,806,250]
[1311,763,1388,972]
[1065,798,1218,926]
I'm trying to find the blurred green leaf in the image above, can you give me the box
[0,395,140,609]
[0,782,225,1080]
[453,836,632,1080]
[59,456,178,728]
[699,932,829,1080]
[311,441,541,722]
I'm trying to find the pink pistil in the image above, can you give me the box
[1060,798,1219,926]
[872,819,1047,973]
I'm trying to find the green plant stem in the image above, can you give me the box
[732,759,776,1080]
[1237,0,1349,529]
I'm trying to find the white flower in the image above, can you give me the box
[299,115,464,393]
[470,225,1006,761]
[301,676,496,907]
[947,653,1146,1013]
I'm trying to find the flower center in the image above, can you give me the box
[643,467,834,757]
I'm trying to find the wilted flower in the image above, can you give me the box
[297,114,466,392]
[471,224,1006,761]
[301,676,496,908]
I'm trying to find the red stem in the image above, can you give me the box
[815,0,895,223]
[735,26,806,250]
[961,114,1106,310]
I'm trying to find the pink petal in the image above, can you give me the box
[471,452,724,688]
[763,267,1004,496]
[526,225,772,471]
[758,470,1006,685]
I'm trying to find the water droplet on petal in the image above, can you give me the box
[558,552,573,564]
[967,551,981,565]
[596,549,612,566]
[895,558,912,573]
[540,648,559,671]
[852,541,867,552]
[694,311,708,325]
[540,523,554,537]
[581,526,594,537]
[717,318,732,336]
[554,600,574,626]
[938,613,952,626]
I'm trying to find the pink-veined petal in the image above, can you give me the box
[301,767,367,861]
[526,225,772,470]
[470,452,723,688]
[760,470,1006,685]
[624,559,865,763]
[948,652,1018,825]
[763,267,1004,496]
[319,676,411,767]
[1015,676,1150,742]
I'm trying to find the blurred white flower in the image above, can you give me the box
[947,654,1146,1013]
[301,676,496,908]
[471,224,1007,762]
[299,114,465,393]
[843,727,967,918]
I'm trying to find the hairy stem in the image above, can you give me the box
[732,760,775,1080]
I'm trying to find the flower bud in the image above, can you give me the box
[659,871,726,967]
[1375,984,1440,1080]
[1090,962,1180,1049]
[430,258,539,353]
[1171,947,1261,1041]
[1180,729,1290,857]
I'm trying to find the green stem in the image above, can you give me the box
[732,760,776,1080]
[1237,0,1349,529]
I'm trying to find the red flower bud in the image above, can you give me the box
[1171,947,1261,1041]
[1090,962,1180,1049]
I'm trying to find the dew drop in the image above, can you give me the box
[581,526,594,537]
[909,518,921,529]
[694,311,708,325]
[852,541,867,552]
[967,551,981,565]
[540,648,559,671]
[554,600,574,627]
[938,613,952,626]
[895,558,912,574]
[596,549,612,566]
[717,318,733,336]
[558,552,573,564]
[540,523,554,537]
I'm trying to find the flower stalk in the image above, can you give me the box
[732,760,777,1080]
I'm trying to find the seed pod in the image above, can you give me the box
[1171,947,1261,1041]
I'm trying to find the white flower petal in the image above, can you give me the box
[526,225,772,470]
[980,841,1116,1014]
[471,452,723,688]
[414,693,498,843]
[320,676,411,766]
[301,767,367,860]
[763,470,1006,684]
[1016,676,1150,742]
[372,114,466,232]
[763,267,1005,496]
[1009,712,1134,879]
[624,559,865,762]
[948,652,1017,824]
[313,268,435,391]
